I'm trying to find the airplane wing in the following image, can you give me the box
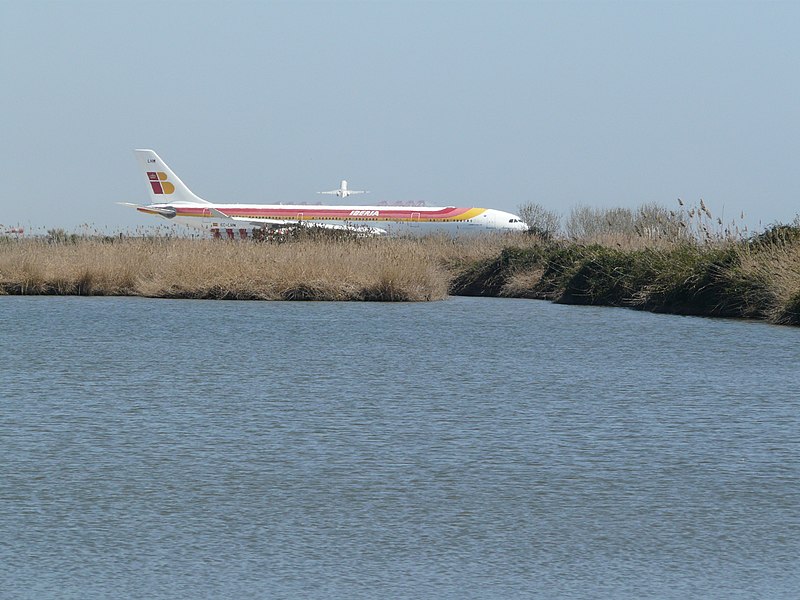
[311,222,386,236]
[317,190,339,195]
[216,214,386,236]
[205,210,383,234]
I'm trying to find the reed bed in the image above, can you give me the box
[0,234,532,302]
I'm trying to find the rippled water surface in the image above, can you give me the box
[2,296,799,599]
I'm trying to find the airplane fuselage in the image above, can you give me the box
[137,202,529,237]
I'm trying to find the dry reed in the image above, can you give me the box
[0,235,533,302]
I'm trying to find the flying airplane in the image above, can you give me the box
[120,150,529,238]
[318,180,367,198]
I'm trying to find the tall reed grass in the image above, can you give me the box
[0,234,530,302]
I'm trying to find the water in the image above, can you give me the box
[1,296,799,599]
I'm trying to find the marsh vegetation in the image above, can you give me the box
[2,202,799,325]
[0,233,515,302]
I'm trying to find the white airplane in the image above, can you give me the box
[318,180,367,198]
[120,150,529,238]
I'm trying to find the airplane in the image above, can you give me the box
[318,180,367,198]
[120,150,529,238]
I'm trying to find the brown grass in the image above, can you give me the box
[0,235,534,302]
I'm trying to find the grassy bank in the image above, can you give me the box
[452,225,800,326]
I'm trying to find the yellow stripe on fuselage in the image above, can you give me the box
[450,208,486,221]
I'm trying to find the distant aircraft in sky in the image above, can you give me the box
[120,150,529,238]
[318,180,367,198]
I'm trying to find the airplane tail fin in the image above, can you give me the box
[134,149,210,205]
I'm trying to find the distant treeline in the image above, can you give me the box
[517,198,760,242]
[2,204,799,326]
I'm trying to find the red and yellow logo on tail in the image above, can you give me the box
[147,172,175,195]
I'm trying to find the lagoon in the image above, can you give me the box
[1,296,799,598]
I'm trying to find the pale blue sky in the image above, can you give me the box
[1,0,798,232]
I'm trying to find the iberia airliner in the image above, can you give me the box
[120,150,529,238]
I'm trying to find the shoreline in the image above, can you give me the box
[452,229,800,326]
